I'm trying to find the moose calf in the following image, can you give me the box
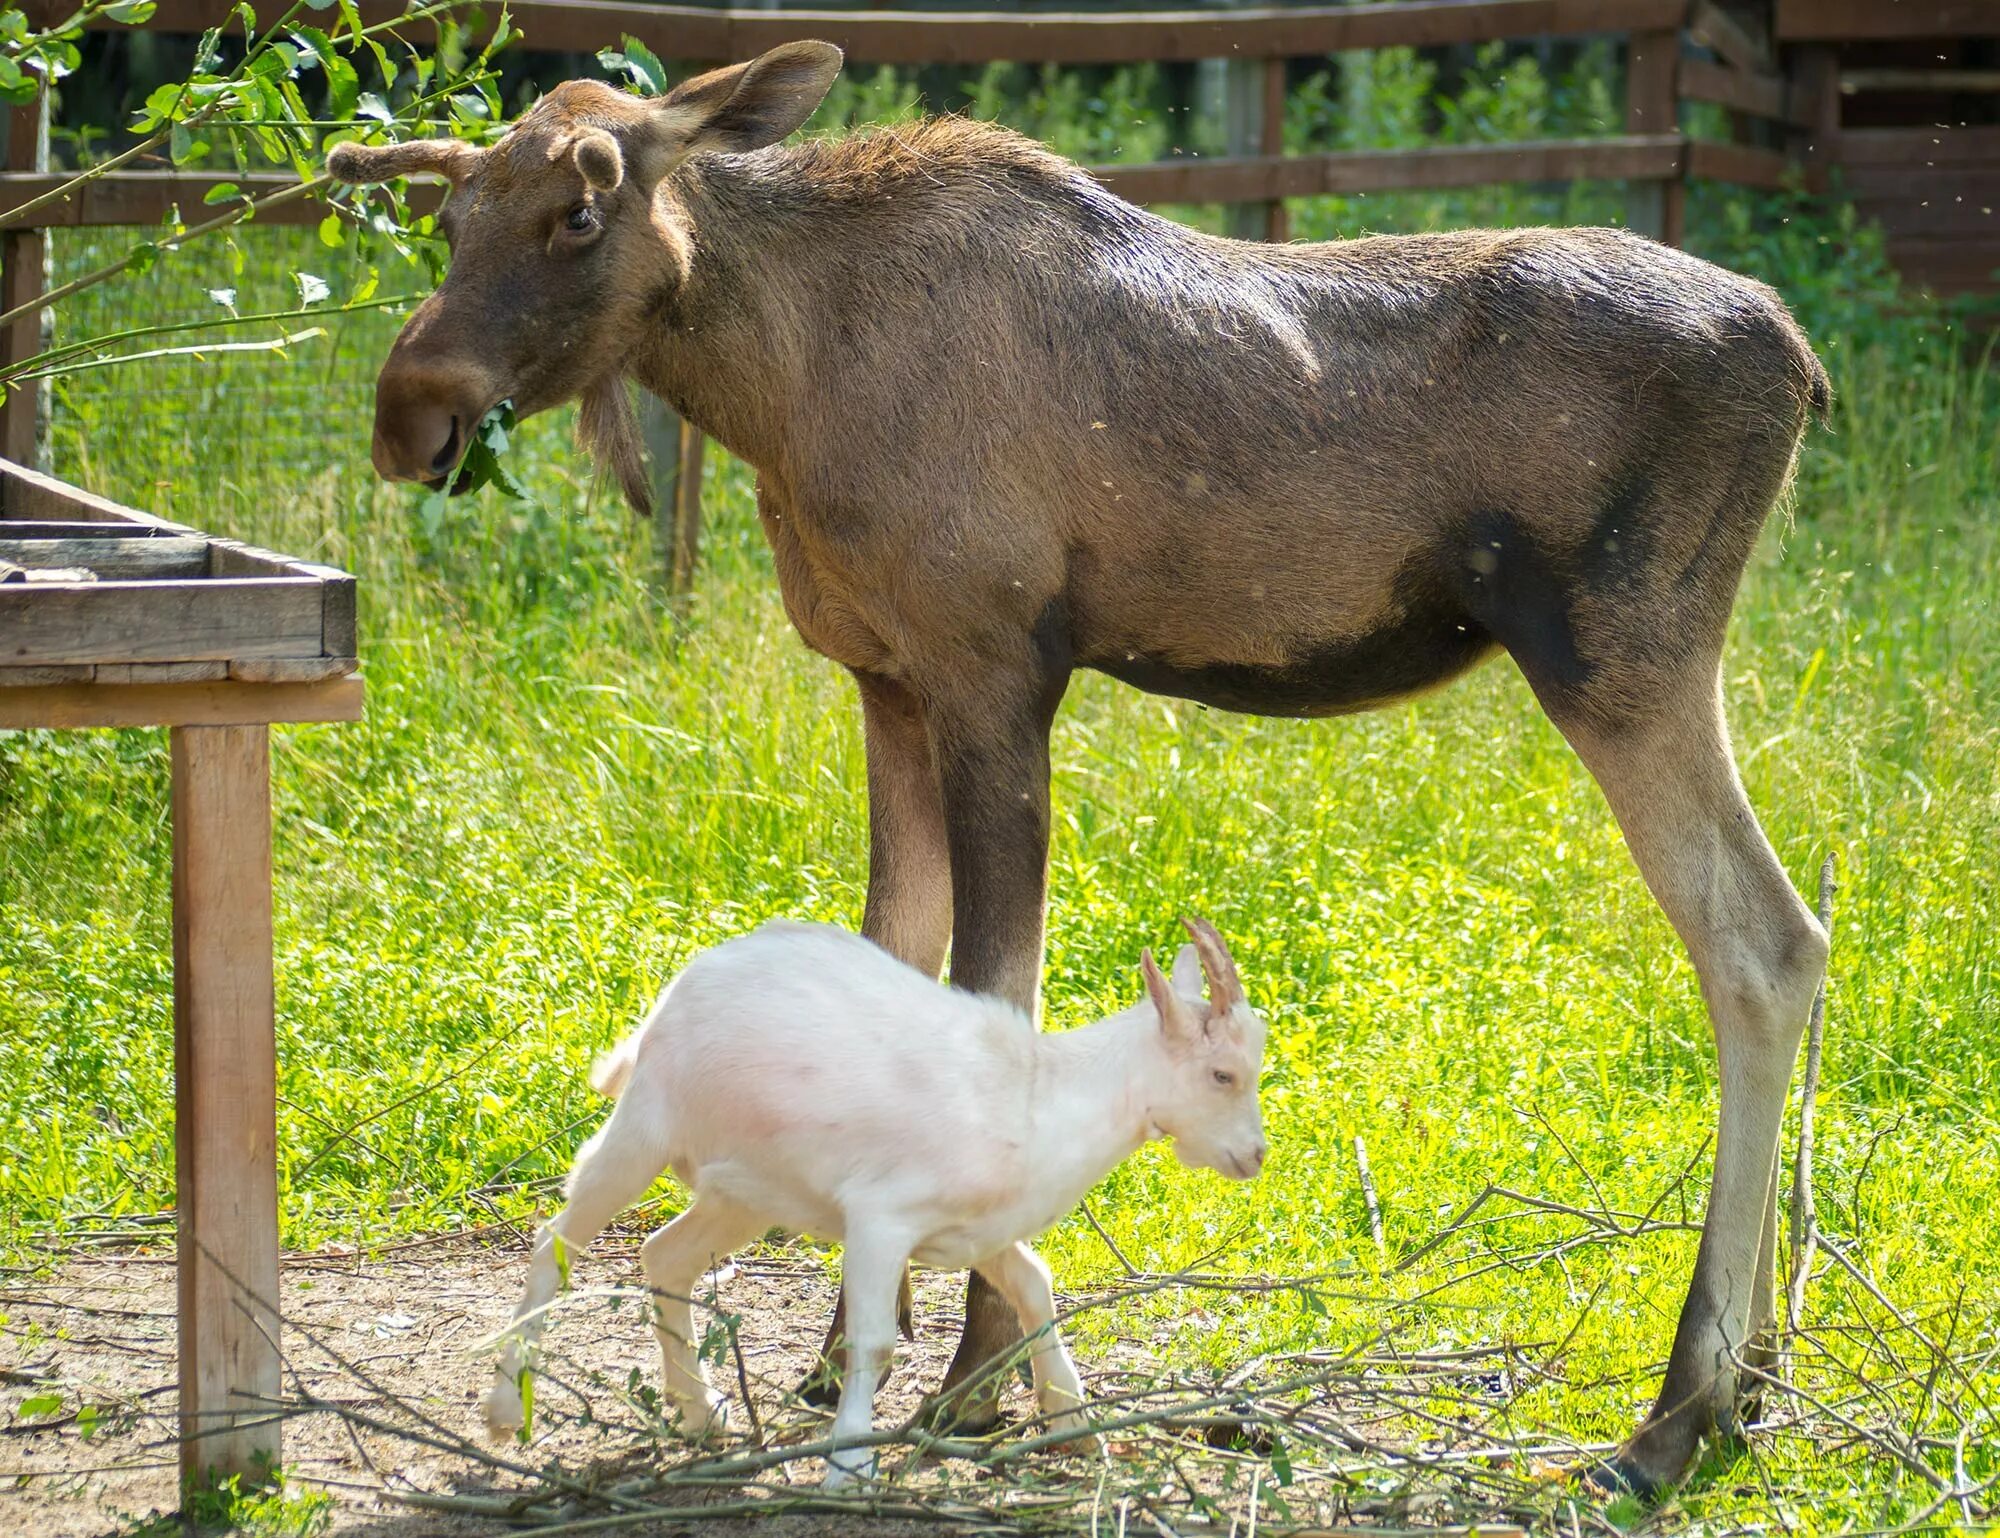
[482,917,1268,1485]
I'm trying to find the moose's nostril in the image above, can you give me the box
[429,416,462,476]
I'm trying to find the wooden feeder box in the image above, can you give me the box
[0,456,362,1486]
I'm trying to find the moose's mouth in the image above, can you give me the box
[421,463,480,497]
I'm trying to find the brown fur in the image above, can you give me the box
[332,52,1832,1492]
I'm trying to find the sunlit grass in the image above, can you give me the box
[2,207,1995,1529]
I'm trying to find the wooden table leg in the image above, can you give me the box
[171,723,281,1489]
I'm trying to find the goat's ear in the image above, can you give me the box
[327,137,483,186]
[1170,943,1203,1000]
[1142,947,1202,1046]
[654,41,843,157]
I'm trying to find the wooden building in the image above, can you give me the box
[1775,0,2000,296]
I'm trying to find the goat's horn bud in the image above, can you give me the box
[1180,915,1245,1013]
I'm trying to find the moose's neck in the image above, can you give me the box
[1022,1006,1169,1212]
[624,155,831,473]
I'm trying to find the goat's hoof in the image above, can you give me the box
[1049,1412,1107,1461]
[822,1448,874,1489]
[481,1383,524,1442]
[679,1393,730,1442]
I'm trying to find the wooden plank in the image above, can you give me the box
[52,0,1693,65]
[0,662,92,685]
[0,171,440,231]
[0,458,186,529]
[1680,57,1808,125]
[1844,166,2000,200]
[1688,137,1798,188]
[227,657,359,684]
[1882,234,2000,290]
[0,676,364,728]
[1861,195,2000,236]
[0,518,182,537]
[1093,134,1683,204]
[1687,0,1773,73]
[0,577,326,666]
[0,534,208,579]
[206,538,327,581]
[94,661,229,684]
[1844,68,2000,94]
[1776,0,2000,42]
[1831,125,2000,164]
[314,570,357,660]
[171,723,281,1489]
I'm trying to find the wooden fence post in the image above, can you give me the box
[1626,27,1686,245]
[1262,57,1289,242]
[1788,43,1841,166]
[639,392,704,593]
[1198,0,1285,244]
[1,92,50,467]
[171,723,282,1490]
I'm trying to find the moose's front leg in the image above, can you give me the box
[925,664,1068,1430]
[802,671,946,1406]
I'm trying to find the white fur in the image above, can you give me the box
[481,919,1268,1486]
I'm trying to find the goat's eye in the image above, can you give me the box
[1212,1069,1235,1087]
[564,203,597,233]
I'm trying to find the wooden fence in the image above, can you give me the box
[1,0,1829,576]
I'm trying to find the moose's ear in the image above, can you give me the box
[572,129,624,192]
[327,138,484,185]
[656,40,843,157]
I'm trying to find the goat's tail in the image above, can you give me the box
[590,1031,641,1100]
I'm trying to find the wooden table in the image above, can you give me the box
[0,457,361,1486]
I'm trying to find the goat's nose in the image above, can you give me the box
[1249,1139,1269,1174]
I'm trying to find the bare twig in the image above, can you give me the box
[1354,1135,1384,1257]
[1787,852,1839,1342]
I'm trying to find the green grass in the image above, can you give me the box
[3,190,1997,1530]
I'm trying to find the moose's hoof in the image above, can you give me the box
[1581,1451,1672,1504]
[916,1392,1005,1438]
[796,1360,842,1409]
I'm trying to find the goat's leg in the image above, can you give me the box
[973,1243,1087,1438]
[483,1102,671,1439]
[922,668,1067,1432]
[639,1197,763,1439]
[1553,669,1826,1495]
[802,672,942,1407]
[823,1226,912,1488]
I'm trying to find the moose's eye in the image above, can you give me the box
[564,203,598,234]
[1212,1069,1235,1088]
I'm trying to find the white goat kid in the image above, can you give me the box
[482,916,1268,1486]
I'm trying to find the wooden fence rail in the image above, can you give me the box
[3,0,1819,581]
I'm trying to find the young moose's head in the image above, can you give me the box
[324,42,844,505]
[1143,918,1269,1181]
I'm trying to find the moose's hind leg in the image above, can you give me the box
[1543,664,1825,1495]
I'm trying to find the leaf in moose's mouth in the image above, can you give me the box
[450,402,528,501]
